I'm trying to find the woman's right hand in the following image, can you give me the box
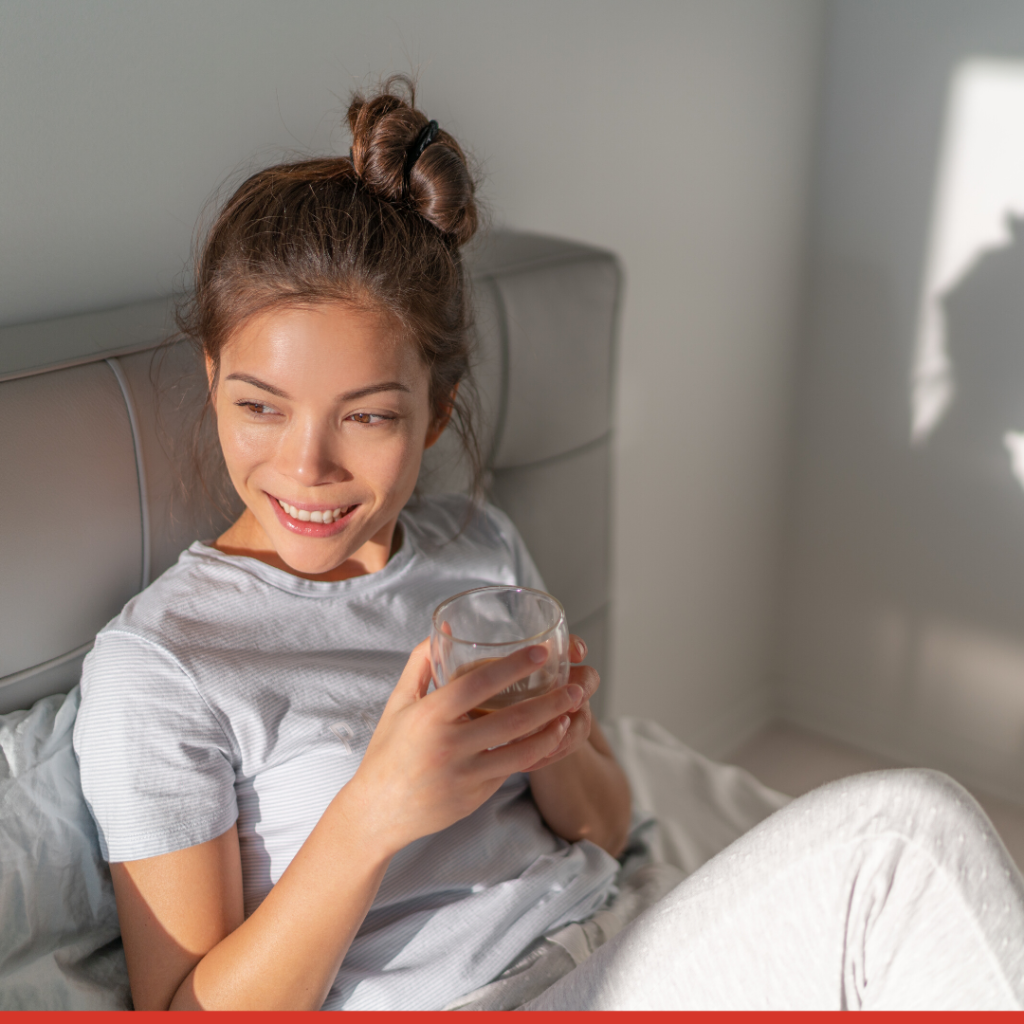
[344,639,583,855]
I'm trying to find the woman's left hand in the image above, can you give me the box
[524,635,596,772]
[524,635,631,856]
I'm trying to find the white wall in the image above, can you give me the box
[780,0,1024,801]
[0,0,823,753]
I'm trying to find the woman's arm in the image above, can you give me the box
[112,809,391,1011]
[528,720,632,858]
[112,641,582,1010]
[527,638,632,858]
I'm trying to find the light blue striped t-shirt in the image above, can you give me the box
[73,494,618,1010]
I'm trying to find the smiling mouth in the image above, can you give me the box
[275,498,356,524]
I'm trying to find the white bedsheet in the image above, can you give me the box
[0,691,789,1010]
[0,687,128,1010]
[603,717,791,877]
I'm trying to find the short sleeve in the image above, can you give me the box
[481,502,547,593]
[73,630,238,862]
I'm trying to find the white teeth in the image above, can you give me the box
[277,499,348,524]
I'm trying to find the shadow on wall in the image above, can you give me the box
[904,218,1024,762]
[781,41,1024,800]
[912,58,1024,445]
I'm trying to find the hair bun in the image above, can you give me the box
[348,76,478,246]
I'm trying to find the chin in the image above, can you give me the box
[278,542,350,577]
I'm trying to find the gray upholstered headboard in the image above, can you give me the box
[0,230,621,716]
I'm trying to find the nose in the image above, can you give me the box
[279,416,348,487]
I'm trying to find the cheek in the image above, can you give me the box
[217,417,272,480]
[353,432,425,490]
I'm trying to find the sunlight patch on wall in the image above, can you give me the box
[1004,431,1024,492]
[912,58,1024,445]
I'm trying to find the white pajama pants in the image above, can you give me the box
[524,769,1024,1010]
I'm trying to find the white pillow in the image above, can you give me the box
[0,686,129,1010]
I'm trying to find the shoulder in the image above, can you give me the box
[74,552,240,861]
[402,493,519,555]
[92,542,263,657]
[77,545,246,739]
[77,622,228,752]
[401,493,544,590]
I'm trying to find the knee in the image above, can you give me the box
[845,766,969,805]
[824,767,991,845]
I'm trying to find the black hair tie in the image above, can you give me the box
[405,120,439,186]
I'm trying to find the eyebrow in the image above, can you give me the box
[224,373,412,402]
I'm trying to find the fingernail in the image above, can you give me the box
[559,715,571,731]
[566,684,584,708]
[575,639,587,658]
[529,645,548,664]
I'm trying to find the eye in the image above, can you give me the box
[347,412,394,425]
[235,400,277,417]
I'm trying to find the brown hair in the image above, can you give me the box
[176,75,483,509]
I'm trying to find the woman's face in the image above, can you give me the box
[210,302,443,580]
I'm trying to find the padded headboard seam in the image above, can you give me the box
[479,276,511,468]
[0,334,174,385]
[0,639,93,689]
[106,357,151,592]
[495,429,611,474]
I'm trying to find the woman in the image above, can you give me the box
[74,78,629,1011]
[74,79,1024,1010]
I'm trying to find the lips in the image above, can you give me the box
[268,494,359,536]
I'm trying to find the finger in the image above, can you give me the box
[470,681,584,748]
[568,635,588,665]
[523,701,592,771]
[442,645,550,719]
[523,736,570,772]
[389,639,434,709]
[567,664,599,704]
[480,714,571,777]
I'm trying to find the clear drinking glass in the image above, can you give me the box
[430,585,570,717]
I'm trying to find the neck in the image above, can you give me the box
[213,513,403,582]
